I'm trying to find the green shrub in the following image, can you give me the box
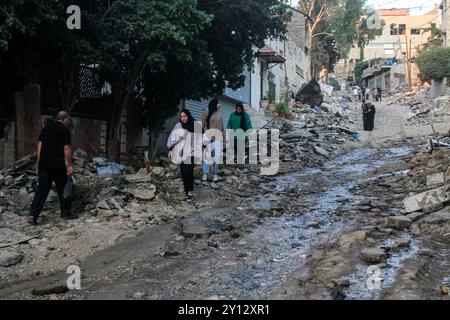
[416,47,450,81]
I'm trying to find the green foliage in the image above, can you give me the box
[267,89,276,104]
[328,77,341,91]
[276,101,289,113]
[416,47,450,81]
[302,0,365,76]
[331,0,365,59]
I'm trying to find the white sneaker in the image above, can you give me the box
[213,175,220,182]
[202,174,208,182]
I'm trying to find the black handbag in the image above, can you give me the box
[63,176,76,201]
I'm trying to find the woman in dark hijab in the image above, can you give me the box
[167,109,200,202]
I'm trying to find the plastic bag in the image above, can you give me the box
[63,176,76,201]
[97,162,121,176]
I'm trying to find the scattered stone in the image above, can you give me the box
[125,174,153,183]
[353,231,367,241]
[423,203,445,214]
[307,220,320,228]
[31,284,69,296]
[127,186,156,201]
[175,235,185,242]
[406,211,427,222]
[388,216,412,230]
[0,251,24,267]
[359,248,388,264]
[389,238,412,251]
[132,292,147,299]
[410,225,421,236]
[4,176,14,186]
[208,240,218,248]
[421,209,450,225]
[96,210,114,218]
[159,250,179,257]
[314,146,330,158]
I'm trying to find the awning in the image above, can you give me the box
[259,46,286,64]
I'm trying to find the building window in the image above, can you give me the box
[411,29,420,35]
[399,24,406,35]
[390,24,398,35]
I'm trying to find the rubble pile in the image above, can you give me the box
[274,100,357,167]
[0,97,359,225]
[384,88,429,106]
[0,152,171,224]
[353,136,450,239]
[406,95,450,126]
[382,86,450,126]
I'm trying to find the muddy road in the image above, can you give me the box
[1,102,449,300]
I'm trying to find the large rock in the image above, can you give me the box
[314,146,330,158]
[388,216,412,230]
[125,174,153,183]
[151,167,166,177]
[127,186,156,201]
[4,176,14,186]
[96,210,114,218]
[0,251,24,267]
[359,248,388,264]
[421,209,450,225]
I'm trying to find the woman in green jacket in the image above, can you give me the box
[227,103,253,163]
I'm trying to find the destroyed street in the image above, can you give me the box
[1,95,450,300]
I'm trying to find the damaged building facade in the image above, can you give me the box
[334,5,441,90]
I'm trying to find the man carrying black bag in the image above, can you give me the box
[27,111,78,225]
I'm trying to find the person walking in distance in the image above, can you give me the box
[201,98,224,183]
[167,109,202,202]
[27,111,77,225]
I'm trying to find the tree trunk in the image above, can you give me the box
[430,79,449,99]
[106,57,148,161]
[107,92,129,161]
[149,127,159,160]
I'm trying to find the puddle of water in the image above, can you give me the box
[221,146,415,299]
[344,235,420,300]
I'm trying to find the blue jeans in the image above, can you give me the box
[203,140,221,175]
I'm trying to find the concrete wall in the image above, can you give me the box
[2,122,16,169]
[70,117,107,156]
[15,85,41,160]
[250,8,311,110]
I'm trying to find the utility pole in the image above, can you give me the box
[405,36,412,91]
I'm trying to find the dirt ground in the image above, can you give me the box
[1,101,449,300]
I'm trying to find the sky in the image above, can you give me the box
[291,1,438,15]
[365,0,438,15]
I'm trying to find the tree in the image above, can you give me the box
[416,47,450,82]
[97,0,212,159]
[299,0,365,78]
[0,0,102,111]
[140,0,290,158]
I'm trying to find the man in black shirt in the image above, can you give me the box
[27,111,77,225]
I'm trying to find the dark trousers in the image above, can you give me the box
[180,158,195,195]
[29,168,71,218]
